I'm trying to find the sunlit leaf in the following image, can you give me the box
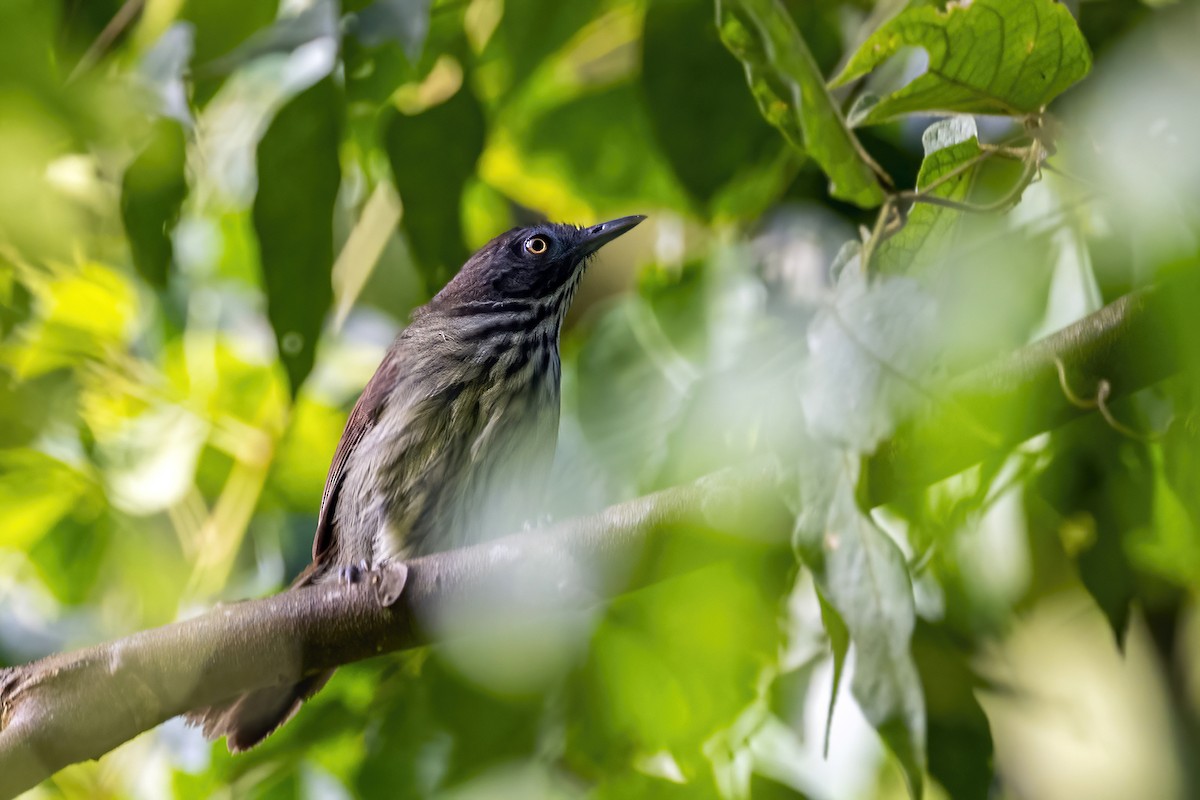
[6,262,139,378]
[716,0,886,208]
[0,449,94,552]
[253,77,343,397]
[832,0,1092,123]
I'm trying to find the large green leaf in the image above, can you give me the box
[383,82,485,294]
[716,0,885,208]
[795,460,926,799]
[253,77,342,397]
[121,119,188,289]
[641,0,794,219]
[832,0,1092,124]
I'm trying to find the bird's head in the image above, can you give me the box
[431,215,645,313]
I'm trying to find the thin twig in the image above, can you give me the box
[67,0,146,84]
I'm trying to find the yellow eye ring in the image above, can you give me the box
[524,236,548,255]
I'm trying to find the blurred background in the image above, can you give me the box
[1,0,1199,797]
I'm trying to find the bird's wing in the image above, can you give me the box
[311,345,403,563]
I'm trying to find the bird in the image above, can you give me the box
[187,214,645,751]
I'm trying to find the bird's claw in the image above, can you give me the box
[337,560,371,585]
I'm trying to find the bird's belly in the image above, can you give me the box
[341,381,559,564]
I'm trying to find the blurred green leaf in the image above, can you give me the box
[641,0,794,219]
[479,0,605,100]
[716,0,885,208]
[5,263,138,378]
[253,77,343,397]
[816,589,848,756]
[179,0,278,86]
[121,119,188,289]
[574,293,699,492]
[0,449,95,552]
[487,80,691,219]
[875,116,980,275]
[913,621,993,800]
[801,269,939,451]
[832,0,1092,123]
[384,83,485,293]
[198,1,338,77]
[29,500,110,606]
[1033,420,1153,644]
[349,0,433,62]
[795,464,925,799]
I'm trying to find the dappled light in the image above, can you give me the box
[2,1,1199,799]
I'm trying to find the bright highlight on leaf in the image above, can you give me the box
[717,0,886,208]
[832,0,1093,123]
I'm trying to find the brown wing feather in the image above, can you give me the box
[311,343,403,562]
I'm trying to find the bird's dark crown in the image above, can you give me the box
[430,216,645,311]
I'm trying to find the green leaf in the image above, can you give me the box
[196,1,337,77]
[641,0,794,219]
[348,0,432,62]
[179,0,278,101]
[486,81,691,221]
[716,0,885,208]
[0,450,95,553]
[1033,419,1152,646]
[253,77,342,397]
[479,0,605,100]
[816,589,848,757]
[832,0,1092,124]
[383,83,485,294]
[912,621,993,800]
[801,269,939,452]
[794,459,926,799]
[875,116,981,275]
[121,119,188,289]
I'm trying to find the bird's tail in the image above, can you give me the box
[185,565,332,752]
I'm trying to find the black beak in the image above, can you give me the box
[576,215,646,258]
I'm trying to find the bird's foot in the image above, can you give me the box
[336,560,371,585]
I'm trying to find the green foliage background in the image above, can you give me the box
[2,0,1199,798]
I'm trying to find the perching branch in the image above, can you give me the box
[0,468,785,800]
[0,277,1189,798]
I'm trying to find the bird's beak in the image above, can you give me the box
[576,215,646,258]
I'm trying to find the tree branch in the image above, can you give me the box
[867,280,1184,501]
[0,277,1188,798]
[0,468,783,799]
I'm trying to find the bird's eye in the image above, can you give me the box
[523,236,549,255]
